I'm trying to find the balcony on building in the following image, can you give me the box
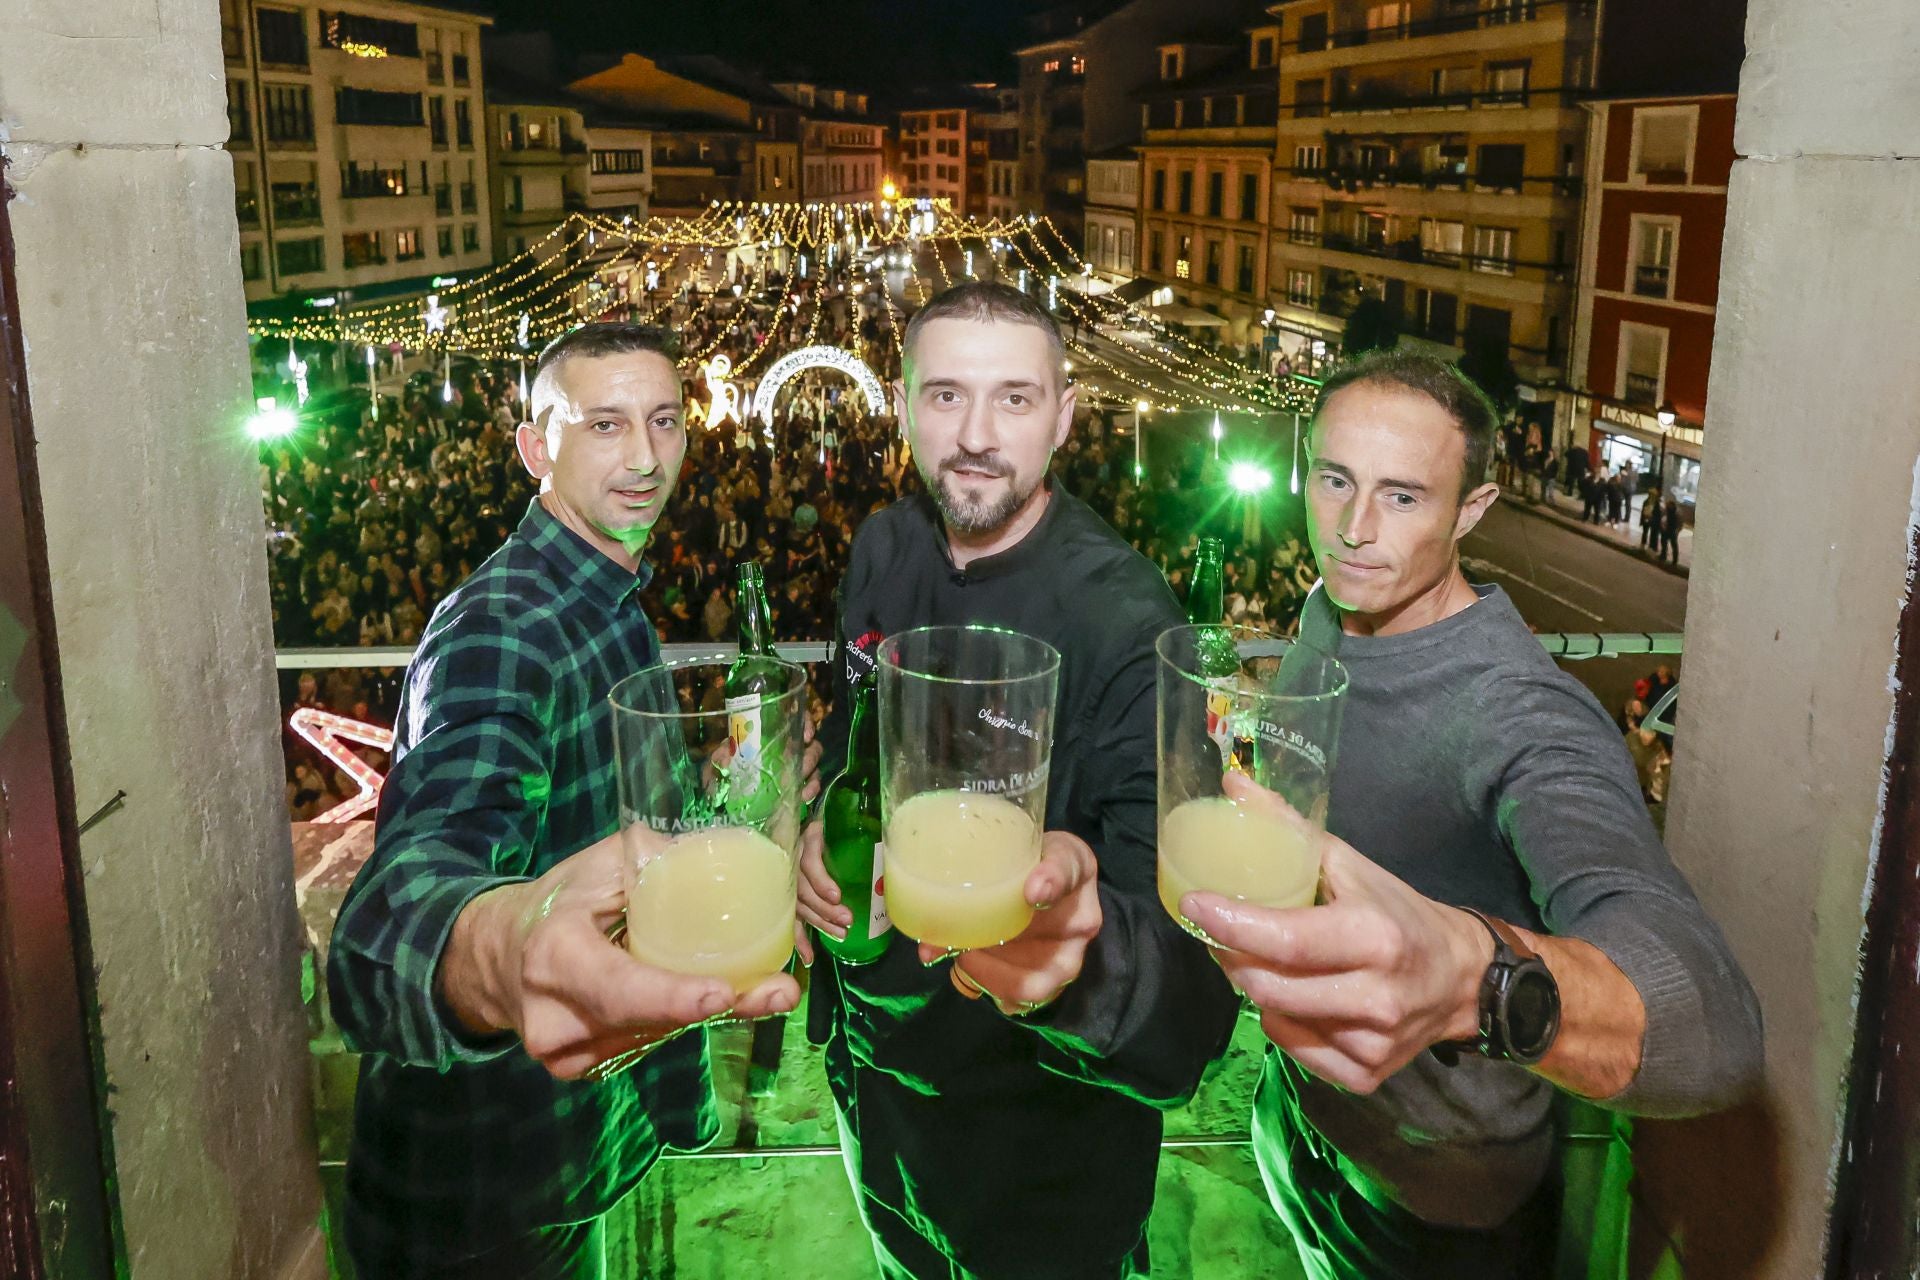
[1290,0,1587,64]
[318,11,420,62]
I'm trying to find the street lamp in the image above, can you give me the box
[246,396,296,442]
[1133,398,1150,478]
[1656,400,1676,488]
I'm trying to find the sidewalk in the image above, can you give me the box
[1498,483,1693,577]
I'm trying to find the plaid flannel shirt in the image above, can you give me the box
[328,499,717,1265]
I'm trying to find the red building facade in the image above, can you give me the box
[1565,92,1735,511]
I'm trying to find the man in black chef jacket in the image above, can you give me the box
[798,280,1240,1278]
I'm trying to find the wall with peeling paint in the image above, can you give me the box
[0,0,325,1276]
[1639,1,1920,1276]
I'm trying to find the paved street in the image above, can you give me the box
[1462,497,1688,719]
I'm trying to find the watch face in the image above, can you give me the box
[1505,967,1561,1060]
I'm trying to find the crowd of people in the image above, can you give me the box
[264,285,1318,819]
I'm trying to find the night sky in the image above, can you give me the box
[474,0,1052,92]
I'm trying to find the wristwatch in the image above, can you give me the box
[1433,908,1561,1067]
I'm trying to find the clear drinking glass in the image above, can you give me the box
[1155,625,1348,938]
[877,625,1061,950]
[609,657,806,993]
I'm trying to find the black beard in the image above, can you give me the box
[923,451,1035,535]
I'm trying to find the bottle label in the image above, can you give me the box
[726,694,764,799]
[867,841,891,940]
[1204,680,1236,769]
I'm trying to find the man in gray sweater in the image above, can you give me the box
[1180,351,1763,1279]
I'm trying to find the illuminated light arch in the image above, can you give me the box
[752,345,887,426]
[290,707,394,823]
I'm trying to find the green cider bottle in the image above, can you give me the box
[816,678,893,964]
[1186,538,1245,771]
[724,562,787,824]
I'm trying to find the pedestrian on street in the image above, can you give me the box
[1605,471,1626,525]
[1640,486,1663,551]
[1580,469,1602,523]
[1659,494,1683,564]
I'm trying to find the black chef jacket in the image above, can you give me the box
[810,484,1239,1277]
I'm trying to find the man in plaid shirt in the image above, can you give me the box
[329,323,803,1277]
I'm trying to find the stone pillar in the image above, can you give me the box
[0,2,324,1276]
[1641,1,1920,1275]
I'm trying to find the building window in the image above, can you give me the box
[450,31,469,85]
[1631,216,1678,298]
[1430,66,1474,107]
[455,99,473,147]
[1286,269,1314,307]
[1069,55,1085,75]
[1176,234,1193,278]
[1365,2,1410,37]
[1162,49,1184,80]
[1148,231,1164,272]
[1240,172,1259,221]
[226,79,251,143]
[1252,33,1276,68]
[1288,207,1319,244]
[255,7,307,67]
[1414,288,1458,343]
[240,240,264,281]
[275,236,324,276]
[1294,144,1324,174]
[1042,57,1061,73]
[319,11,420,58]
[1471,225,1515,274]
[270,160,320,222]
[262,83,313,144]
[1485,0,1539,25]
[1297,12,1329,52]
[1475,143,1526,191]
[437,224,454,256]
[220,0,245,60]
[234,159,259,227]
[1419,218,1465,261]
[1119,227,1134,271]
[1294,79,1326,119]
[462,223,480,253]
[341,161,421,198]
[1484,60,1530,106]
[1205,171,1224,218]
[1631,107,1697,183]
[335,87,423,128]
[1618,321,1668,407]
[429,95,447,147]
[423,26,443,82]
[395,228,424,260]
[1177,170,1193,213]
[1151,168,1167,210]
[1204,239,1221,285]
[1236,244,1255,293]
[342,231,384,268]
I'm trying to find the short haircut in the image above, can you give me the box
[533,322,681,387]
[901,280,1065,379]
[1309,349,1499,500]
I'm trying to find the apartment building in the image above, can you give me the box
[222,0,493,303]
[1135,22,1281,316]
[1565,91,1732,512]
[1265,0,1598,381]
[485,75,586,258]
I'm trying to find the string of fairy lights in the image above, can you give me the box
[247,198,1313,417]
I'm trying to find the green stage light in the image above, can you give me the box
[246,396,297,441]
[1228,461,1273,494]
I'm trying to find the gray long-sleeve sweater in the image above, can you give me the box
[1266,582,1763,1229]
